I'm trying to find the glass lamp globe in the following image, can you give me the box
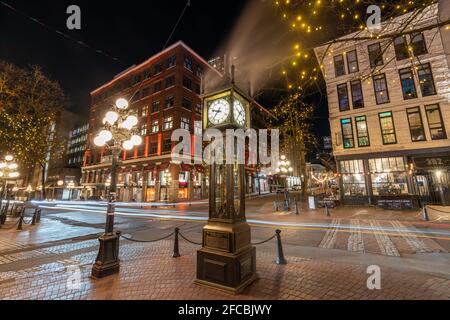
[99,130,113,142]
[130,135,142,146]
[0,162,6,169]
[9,163,18,170]
[127,115,138,127]
[0,172,3,177]
[281,155,286,160]
[94,136,106,147]
[5,155,13,161]
[116,98,129,110]
[123,140,134,150]
[104,111,119,125]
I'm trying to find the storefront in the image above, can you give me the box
[338,156,419,209]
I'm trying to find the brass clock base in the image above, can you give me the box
[196,245,256,295]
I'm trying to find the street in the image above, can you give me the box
[0,194,449,300]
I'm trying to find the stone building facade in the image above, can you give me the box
[314,3,450,207]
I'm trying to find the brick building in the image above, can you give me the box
[82,41,223,202]
[314,3,450,207]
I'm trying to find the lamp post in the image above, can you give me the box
[0,155,20,225]
[91,98,142,278]
[276,155,293,210]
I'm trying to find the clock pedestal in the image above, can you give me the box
[196,161,256,294]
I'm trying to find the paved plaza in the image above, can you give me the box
[0,196,449,300]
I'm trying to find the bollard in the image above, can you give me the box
[36,209,42,223]
[173,227,181,258]
[17,208,25,230]
[31,209,37,225]
[275,229,287,265]
[274,201,279,212]
[295,200,299,215]
[325,204,331,217]
[422,205,429,222]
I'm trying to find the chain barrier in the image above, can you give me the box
[177,230,202,245]
[121,231,175,243]
[251,234,277,246]
[426,206,450,214]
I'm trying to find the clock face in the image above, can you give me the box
[208,99,230,125]
[233,100,246,126]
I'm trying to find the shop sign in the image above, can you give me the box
[414,156,450,169]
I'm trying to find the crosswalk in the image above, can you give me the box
[316,219,446,257]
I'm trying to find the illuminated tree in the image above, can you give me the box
[271,91,316,194]
[0,61,66,198]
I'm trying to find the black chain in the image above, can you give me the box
[178,231,202,245]
[251,234,277,246]
[121,231,175,243]
[0,218,21,230]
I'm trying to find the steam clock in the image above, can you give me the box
[196,82,257,294]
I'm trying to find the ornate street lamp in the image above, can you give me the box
[275,155,293,209]
[91,98,141,278]
[0,154,20,225]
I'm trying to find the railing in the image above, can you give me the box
[121,228,288,265]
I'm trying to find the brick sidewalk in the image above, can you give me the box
[0,239,449,300]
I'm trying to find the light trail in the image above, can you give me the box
[39,204,450,241]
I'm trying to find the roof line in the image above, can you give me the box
[91,40,222,95]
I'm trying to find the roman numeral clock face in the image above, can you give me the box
[208,99,230,125]
[233,100,246,126]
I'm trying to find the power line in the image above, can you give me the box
[162,0,191,50]
[0,1,127,65]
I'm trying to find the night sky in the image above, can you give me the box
[0,0,330,140]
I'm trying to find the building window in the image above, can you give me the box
[183,76,193,90]
[141,86,150,98]
[340,160,366,196]
[333,54,346,77]
[417,63,436,97]
[368,43,383,67]
[140,123,147,136]
[181,117,190,130]
[162,139,172,152]
[167,54,176,68]
[165,95,174,108]
[165,75,175,88]
[399,67,417,100]
[410,32,427,56]
[151,120,159,133]
[195,103,201,114]
[373,74,390,104]
[346,50,359,73]
[142,105,149,117]
[154,81,162,93]
[340,118,354,149]
[350,80,364,109]
[337,83,350,111]
[369,157,408,196]
[182,97,192,110]
[154,62,163,75]
[406,107,426,142]
[425,104,447,140]
[152,100,160,113]
[378,111,397,144]
[163,116,173,130]
[355,116,370,147]
[196,67,204,78]
[394,36,409,60]
[143,69,151,80]
[184,56,193,71]
[149,143,158,155]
